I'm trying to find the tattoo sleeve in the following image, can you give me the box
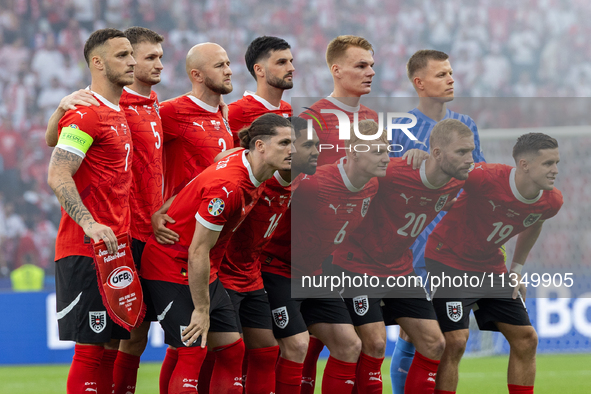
[48,147,96,229]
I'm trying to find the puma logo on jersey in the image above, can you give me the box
[329,204,340,214]
[400,193,414,204]
[345,380,355,385]
[414,137,428,148]
[301,174,310,180]
[182,383,198,389]
[76,111,86,119]
[110,125,119,135]
[264,196,275,206]
[474,164,483,171]
[301,378,314,387]
[193,121,205,131]
[489,200,500,211]
[128,105,139,115]
[222,187,233,197]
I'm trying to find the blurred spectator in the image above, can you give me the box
[37,77,69,122]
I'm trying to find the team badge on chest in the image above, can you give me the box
[435,194,449,212]
[361,197,371,217]
[523,213,542,227]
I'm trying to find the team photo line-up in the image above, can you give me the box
[45,26,562,394]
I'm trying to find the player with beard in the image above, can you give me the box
[302,35,378,167]
[425,133,562,394]
[47,28,136,394]
[388,50,487,394]
[159,43,234,202]
[332,119,474,394]
[228,36,293,147]
[44,27,166,394]
[141,114,292,394]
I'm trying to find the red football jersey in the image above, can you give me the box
[219,171,291,292]
[258,173,309,278]
[140,149,264,285]
[333,158,465,277]
[426,163,563,273]
[121,87,164,242]
[55,91,133,260]
[301,97,378,166]
[228,91,292,147]
[160,95,234,200]
[291,158,379,277]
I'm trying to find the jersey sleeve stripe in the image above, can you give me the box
[195,212,223,231]
[55,144,86,159]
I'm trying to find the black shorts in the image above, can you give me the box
[381,297,438,326]
[132,238,157,322]
[55,255,130,343]
[426,258,531,332]
[262,272,352,339]
[226,288,273,333]
[144,278,238,348]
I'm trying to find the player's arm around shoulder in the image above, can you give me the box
[45,89,99,147]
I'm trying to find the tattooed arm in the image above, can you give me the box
[47,147,118,254]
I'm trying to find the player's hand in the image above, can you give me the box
[402,149,429,169]
[152,212,180,244]
[511,272,527,301]
[441,197,457,211]
[59,89,100,112]
[84,221,118,255]
[220,98,229,121]
[182,308,210,348]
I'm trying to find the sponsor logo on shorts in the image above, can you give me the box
[352,295,369,316]
[435,194,449,212]
[523,213,542,227]
[107,266,134,289]
[272,306,289,329]
[446,301,463,322]
[208,198,225,216]
[89,311,106,333]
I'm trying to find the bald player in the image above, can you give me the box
[158,42,234,203]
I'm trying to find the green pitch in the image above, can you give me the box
[1,354,590,393]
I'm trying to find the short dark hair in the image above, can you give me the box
[288,116,307,139]
[239,113,292,149]
[124,26,164,47]
[245,36,291,80]
[84,28,127,66]
[512,133,559,161]
[406,49,449,80]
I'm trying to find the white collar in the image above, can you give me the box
[187,95,219,113]
[326,95,361,113]
[123,86,151,99]
[337,157,364,192]
[242,150,261,187]
[274,171,291,186]
[420,160,444,189]
[244,91,281,111]
[510,167,542,204]
[89,88,120,111]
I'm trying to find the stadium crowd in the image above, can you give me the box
[0,0,590,281]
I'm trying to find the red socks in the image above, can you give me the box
[168,346,207,394]
[198,351,216,394]
[113,351,141,394]
[97,348,118,393]
[434,390,455,394]
[245,346,280,394]
[276,357,304,394]
[67,344,104,394]
[508,384,534,394]
[211,338,246,393]
[352,352,384,394]
[321,356,357,393]
[404,351,440,394]
[159,348,178,394]
[301,336,324,393]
